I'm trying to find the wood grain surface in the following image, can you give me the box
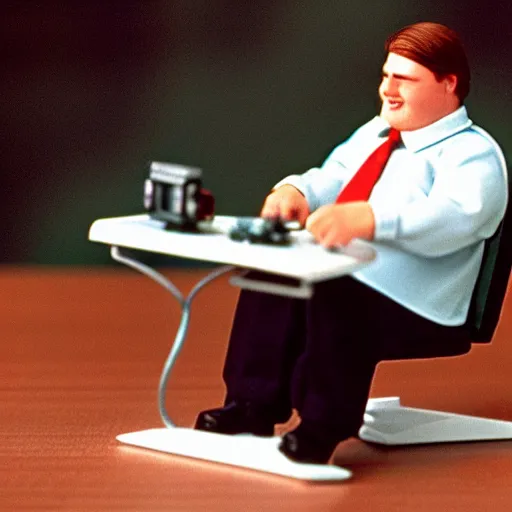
[1,267,511,511]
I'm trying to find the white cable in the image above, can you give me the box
[110,246,235,427]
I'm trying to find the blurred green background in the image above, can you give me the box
[2,1,511,264]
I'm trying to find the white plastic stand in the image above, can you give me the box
[359,397,512,445]
[117,428,352,481]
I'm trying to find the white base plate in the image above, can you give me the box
[117,427,351,481]
[360,397,512,445]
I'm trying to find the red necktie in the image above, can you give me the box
[335,128,401,203]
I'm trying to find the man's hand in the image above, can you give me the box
[260,185,310,225]
[305,202,376,247]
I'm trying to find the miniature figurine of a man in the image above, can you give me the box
[195,22,508,464]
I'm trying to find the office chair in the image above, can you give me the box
[359,194,512,445]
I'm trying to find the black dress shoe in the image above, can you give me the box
[194,400,275,436]
[278,422,341,464]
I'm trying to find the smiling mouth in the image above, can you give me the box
[386,99,403,110]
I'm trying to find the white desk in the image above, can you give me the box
[88,214,376,282]
[88,213,378,481]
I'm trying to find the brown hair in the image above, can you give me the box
[385,22,470,102]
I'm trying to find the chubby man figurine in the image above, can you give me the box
[195,22,508,464]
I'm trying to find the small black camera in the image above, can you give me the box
[143,161,214,230]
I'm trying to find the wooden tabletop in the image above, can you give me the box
[1,267,511,511]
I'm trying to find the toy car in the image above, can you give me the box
[228,217,291,245]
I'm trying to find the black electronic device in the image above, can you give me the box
[143,161,214,230]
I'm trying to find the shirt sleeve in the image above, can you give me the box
[273,118,382,211]
[371,132,508,257]
[272,151,348,211]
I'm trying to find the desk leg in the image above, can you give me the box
[110,246,235,427]
[109,246,352,481]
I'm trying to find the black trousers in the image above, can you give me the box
[222,275,471,439]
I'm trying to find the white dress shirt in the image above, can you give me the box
[275,106,508,325]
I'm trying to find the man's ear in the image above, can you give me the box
[444,74,458,94]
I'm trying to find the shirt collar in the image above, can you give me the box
[376,106,473,152]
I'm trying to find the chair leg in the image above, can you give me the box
[359,397,512,445]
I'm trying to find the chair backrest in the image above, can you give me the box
[468,201,512,342]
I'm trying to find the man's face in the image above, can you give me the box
[379,52,459,131]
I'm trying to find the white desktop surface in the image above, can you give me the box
[88,214,376,282]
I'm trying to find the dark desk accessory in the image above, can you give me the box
[143,161,214,231]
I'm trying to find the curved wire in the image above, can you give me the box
[110,246,235,427]
[111,246,185,306]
